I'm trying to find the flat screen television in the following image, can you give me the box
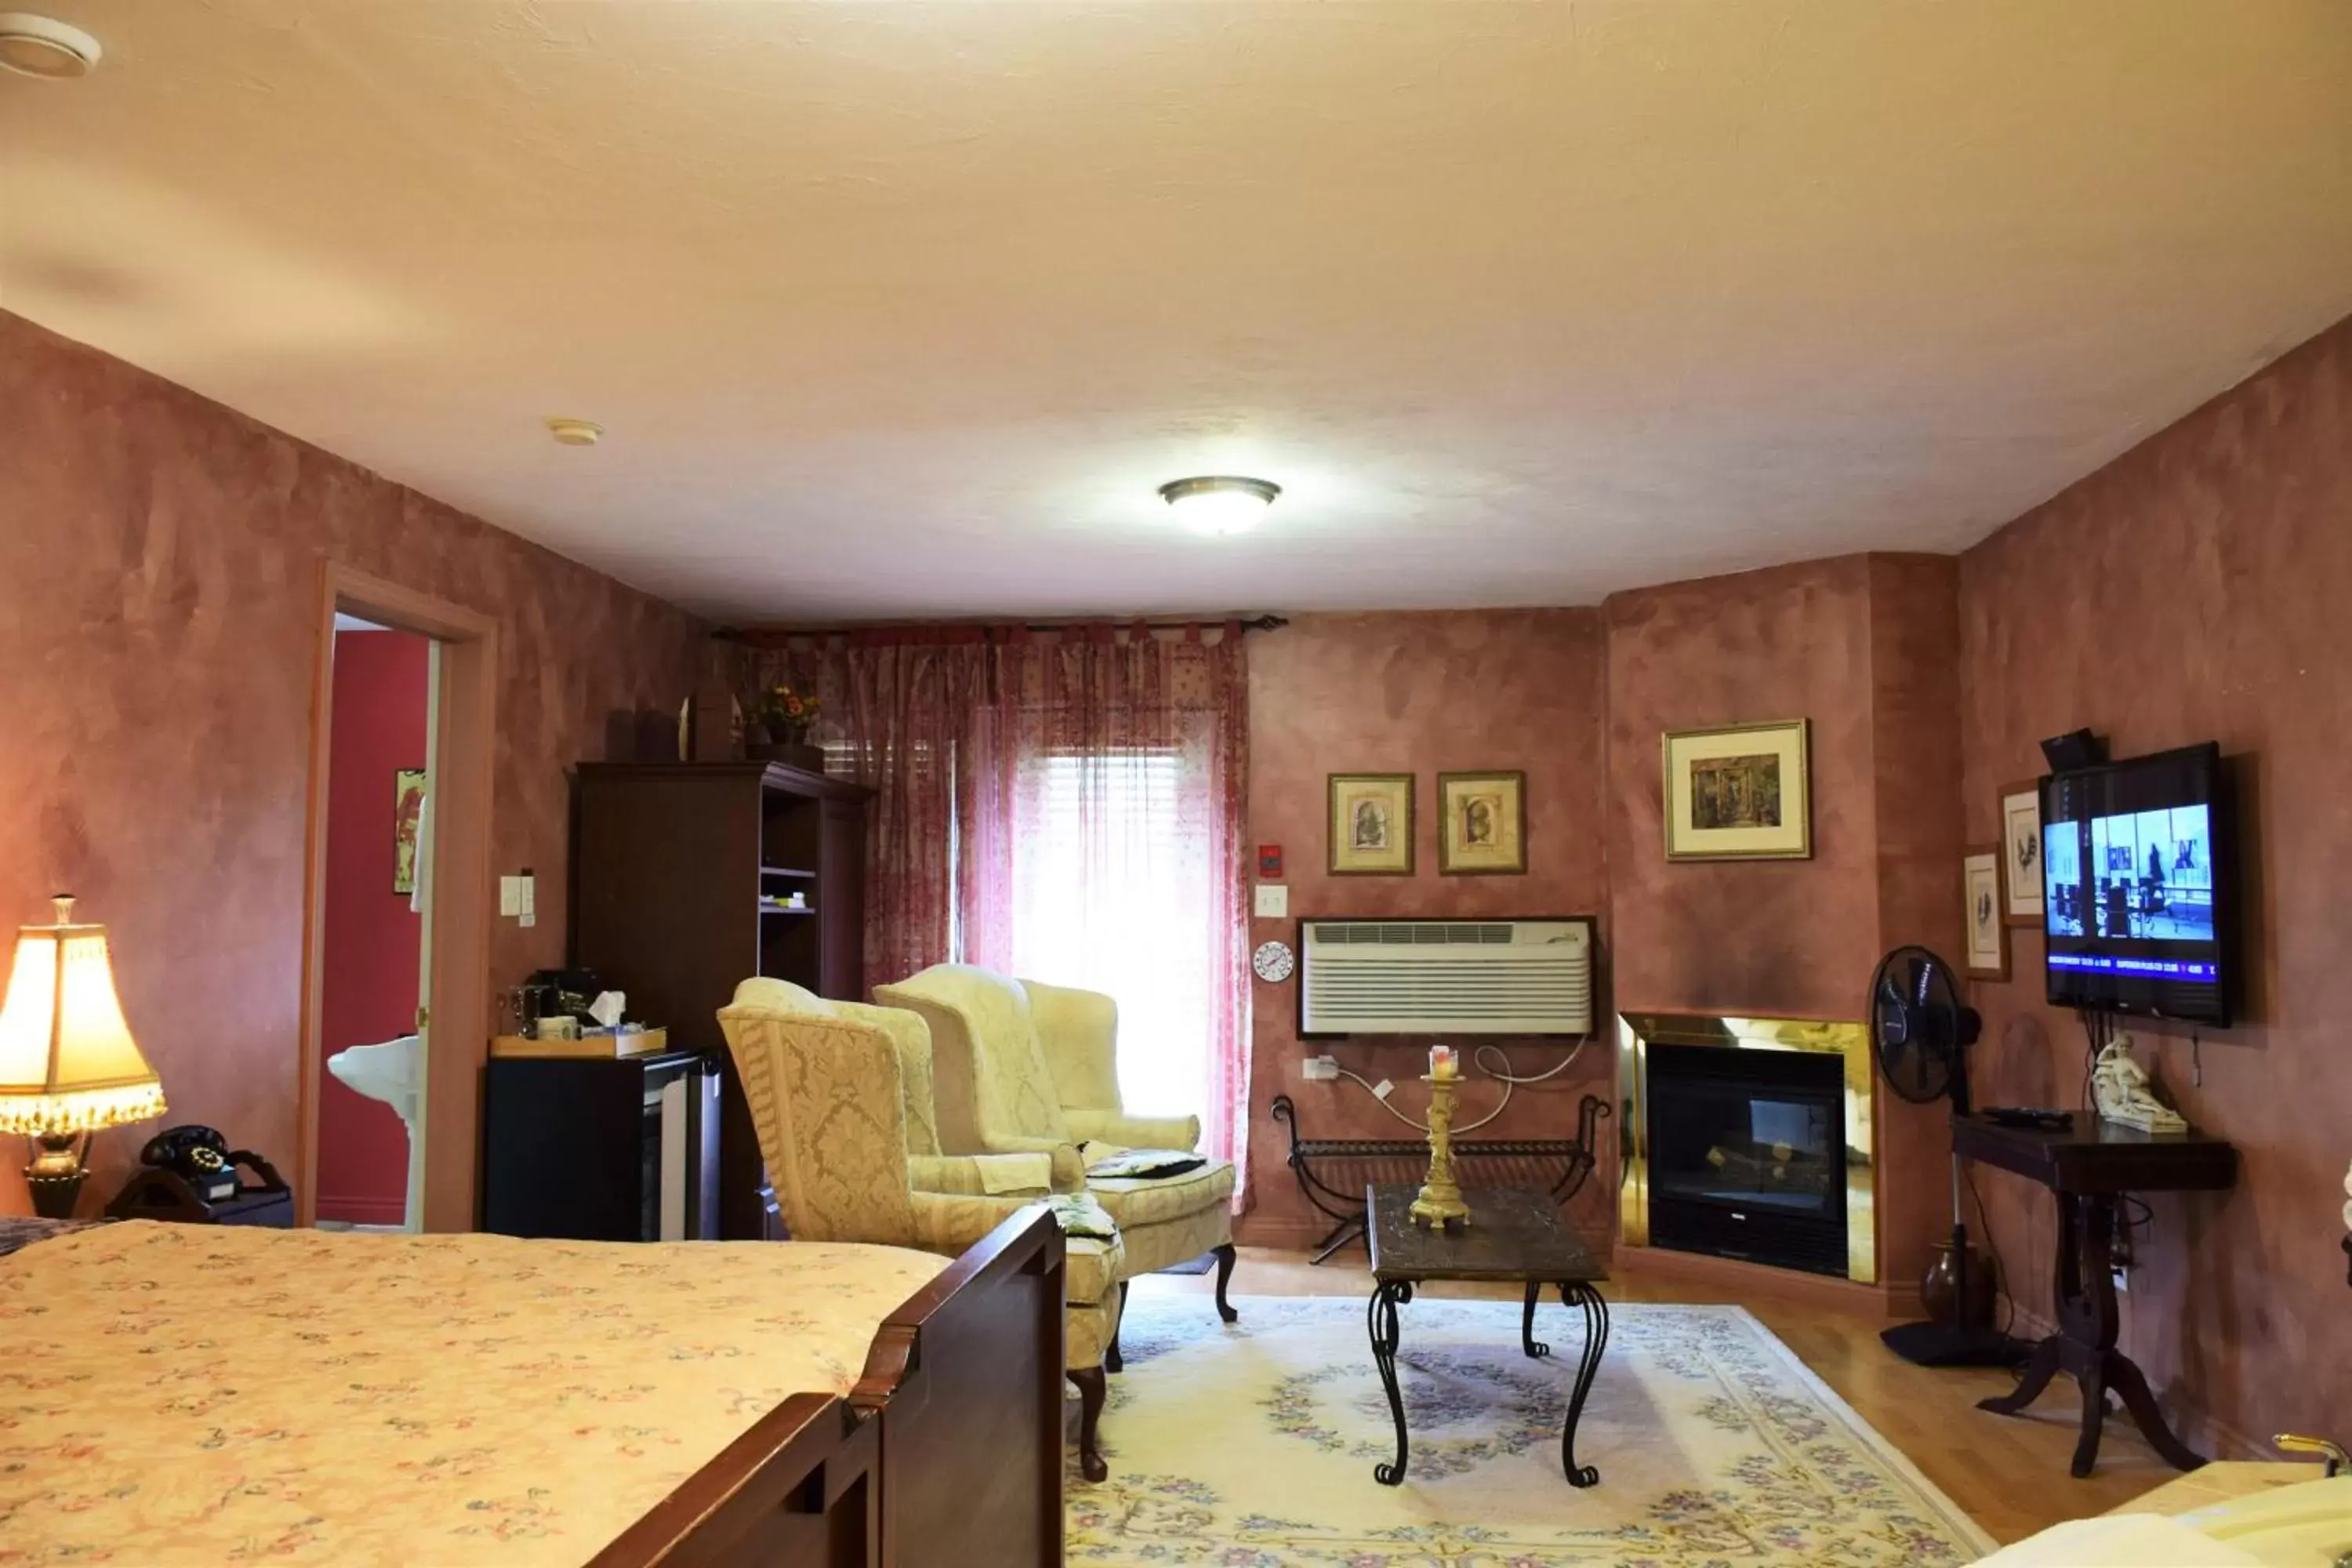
[2040,742,2235,1026]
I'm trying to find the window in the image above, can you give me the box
[1005,746,1214,1121]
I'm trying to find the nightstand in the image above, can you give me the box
[107,1152,295,1227]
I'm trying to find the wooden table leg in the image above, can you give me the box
[1975,1189,2206,1478]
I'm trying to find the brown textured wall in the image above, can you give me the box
[1863,553,1968,1290]
[1239,610,1613,1246]
[1599,553,1965,1292]
[1603,556,1885,1016]
[0,310,710,1212]
[1958,314,2352,1455]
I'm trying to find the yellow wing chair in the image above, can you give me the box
[873,965,1238,1370]
[717,978,1123,1479]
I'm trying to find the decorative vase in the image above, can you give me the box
[1921,1239,1998,1330]
[745,724,824,772]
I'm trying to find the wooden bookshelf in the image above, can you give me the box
[572,761,871,1240]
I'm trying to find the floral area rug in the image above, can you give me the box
[1069,1294,1994,1566]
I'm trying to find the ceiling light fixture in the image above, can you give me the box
[1158,475,1279,535]
[0,13,101,79]
[545,416,603,447]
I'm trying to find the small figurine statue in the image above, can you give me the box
[2092,1035,2187,1134]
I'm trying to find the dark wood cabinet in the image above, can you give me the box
[572,762,871,1240]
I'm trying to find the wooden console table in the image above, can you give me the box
[1270,1093,1609,1264]
[1952,1113,2238,1479]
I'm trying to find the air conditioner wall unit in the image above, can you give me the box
[1298,916,1597,1037]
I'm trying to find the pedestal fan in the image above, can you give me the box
[1870,945,2028,1367]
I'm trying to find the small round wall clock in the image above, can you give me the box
[1252,939,1295,984]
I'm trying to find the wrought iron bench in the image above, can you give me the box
[1269,1091,1610,1263]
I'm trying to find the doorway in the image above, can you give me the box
[297,563,497,1232]
[314,617,434,1229]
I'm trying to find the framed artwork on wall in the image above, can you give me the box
[1962,844,2009,980]
[1998,779,2045,927]
[1437,770,1526,874]
[1327,773,1414,875]
[393,768,427,895]
[1661,719,1811,861]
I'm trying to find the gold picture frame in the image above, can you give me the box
[1998,779,2045,927]
[1437,770,1526,875]
[1327,773,1414,875]
[393,768,427,895]
[1661,719,1811,861]
[1963,843,2009,980]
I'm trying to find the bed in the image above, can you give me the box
[0,1208,1065,1567]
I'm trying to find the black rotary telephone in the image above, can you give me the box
[138,1126,243,1203]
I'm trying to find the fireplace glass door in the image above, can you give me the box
[1646,1041,1848,1276]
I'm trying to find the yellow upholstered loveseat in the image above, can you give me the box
[716,977,1123,1479]
[873,965,1238,1366]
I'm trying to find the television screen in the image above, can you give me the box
[2040,742,2234,1025]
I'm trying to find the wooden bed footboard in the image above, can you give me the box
[593,1208,1066,1568]
[856,1207,1066,1568]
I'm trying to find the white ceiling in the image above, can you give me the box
[4,2,2349,622]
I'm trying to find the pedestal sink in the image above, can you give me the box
[326,1033,423,1231]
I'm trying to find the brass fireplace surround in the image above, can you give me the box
[1617,1011,1877,1284]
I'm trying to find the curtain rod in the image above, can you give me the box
[713,614,1289,644]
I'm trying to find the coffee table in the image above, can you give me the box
[1364,1183,1610,1487]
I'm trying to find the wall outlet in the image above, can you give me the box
[1301,1054,1340,1082]
[1372,1078,1395,1100]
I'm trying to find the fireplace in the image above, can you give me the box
[1647,1043,1847,1274]
[1619,1012,1877,1284]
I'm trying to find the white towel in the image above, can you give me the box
[972,1152,1054,1196]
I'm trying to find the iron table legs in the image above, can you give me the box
[1557,1280,1610,1488]
[1367,1278,1608,1487]
[1368,1280,1414,1484]
[1521,1281,1551,1359]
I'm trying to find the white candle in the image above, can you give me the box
[1430,1044,1457,1080]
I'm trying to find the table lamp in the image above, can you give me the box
[0,895,166,1218]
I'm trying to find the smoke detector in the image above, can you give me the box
[0,14,102,79]
[545,417,603,448]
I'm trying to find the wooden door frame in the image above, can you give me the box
[297,561,499,1232]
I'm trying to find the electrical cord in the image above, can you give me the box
[1331,1036,1592,1134]
[1961,1159,2015,1336]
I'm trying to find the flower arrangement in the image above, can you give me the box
[758,684,821,741]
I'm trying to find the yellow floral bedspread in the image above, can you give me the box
[0,1221,948,1566]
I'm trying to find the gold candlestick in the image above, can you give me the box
[1410,1073,1472,1229]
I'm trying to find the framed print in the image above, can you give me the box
[1328,773,1414,875]
[1998,779,2045,926]
[1661,720,1811,861]
[1438,770,1526,875]
[1963,844,2009,980]
[393,768,427,895]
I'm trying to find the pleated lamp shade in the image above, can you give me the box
[0,898,165,1137]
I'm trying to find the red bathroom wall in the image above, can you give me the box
[317,629,430,1224]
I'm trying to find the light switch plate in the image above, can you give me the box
[499,875,524,916]
[1254,883,1289,918]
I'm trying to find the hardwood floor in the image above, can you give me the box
[1130,1245,2182,1546]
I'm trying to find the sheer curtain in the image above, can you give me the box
[967,626,1250,1189]
[751,622,1252,1202]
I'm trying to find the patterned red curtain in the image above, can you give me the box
[750,629,989,993]
[752,622,1253,1207]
